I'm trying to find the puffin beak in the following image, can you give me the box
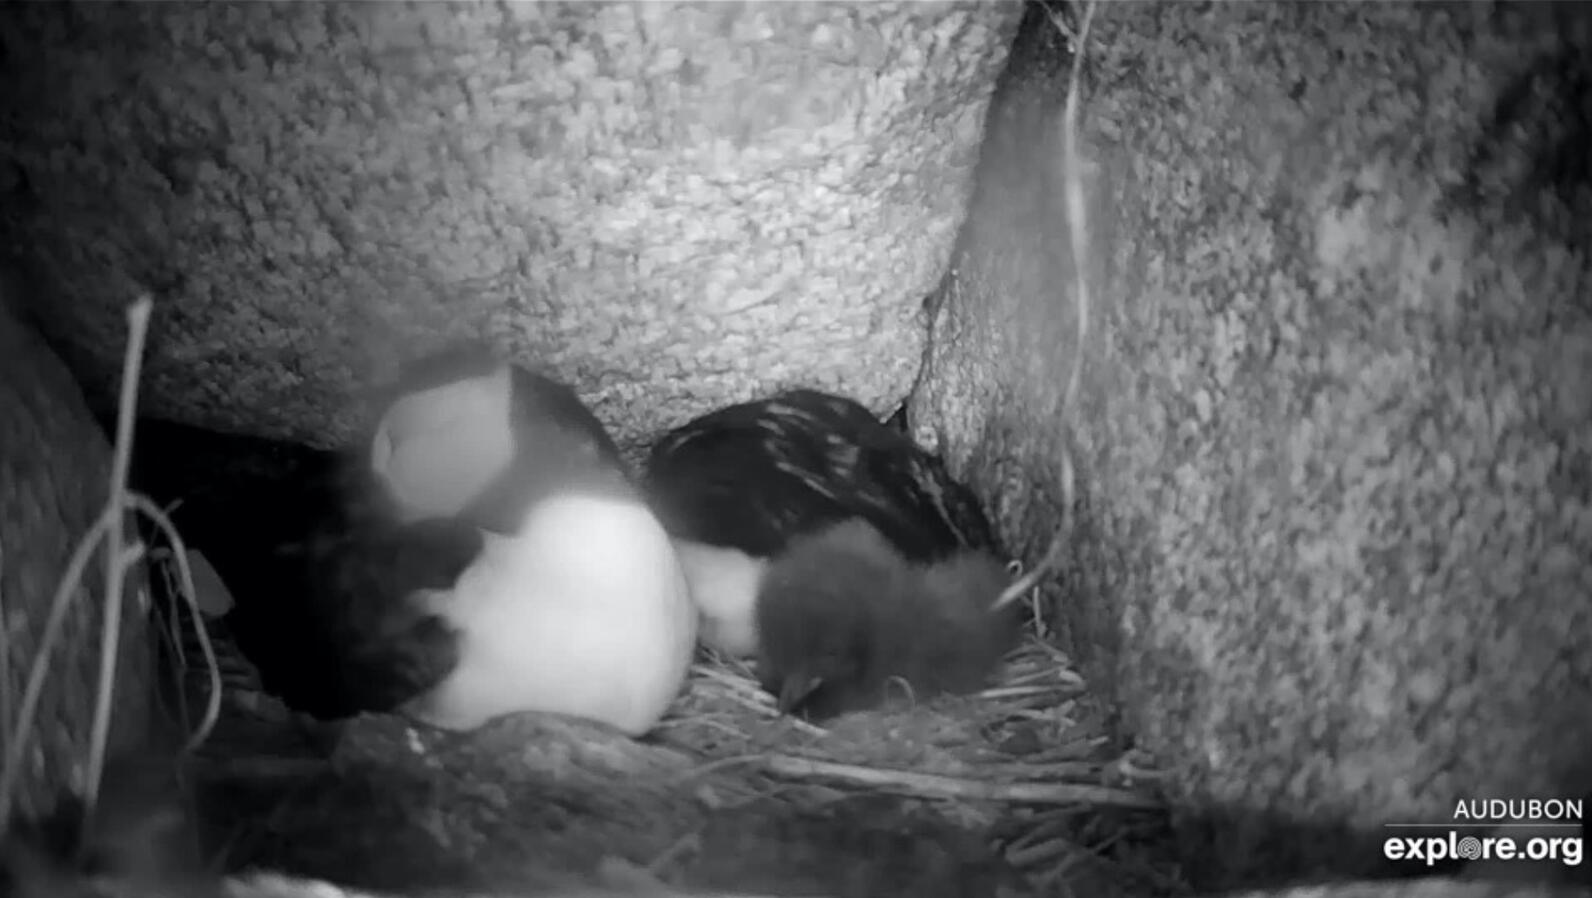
[370,425,394,478]
[777,674,824,714]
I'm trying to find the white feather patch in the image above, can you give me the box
[404,491,698,735]
[370,370,515,522]
[672,539,768,658]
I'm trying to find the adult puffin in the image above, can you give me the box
[355,344,697,735]
[642,388,1000,659]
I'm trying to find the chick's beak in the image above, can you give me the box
[777,674,824,714]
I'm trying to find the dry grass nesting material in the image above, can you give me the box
[653,624,1179,894]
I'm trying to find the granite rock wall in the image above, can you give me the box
[0,1,1022,454]
[913,2,1592,889]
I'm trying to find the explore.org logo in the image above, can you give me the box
[1384,799,1584,869]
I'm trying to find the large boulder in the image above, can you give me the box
[0,284,154,817]
[0,1,1022,452]
[914,2,1592,891]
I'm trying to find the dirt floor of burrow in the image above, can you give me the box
[174,626,1186,898]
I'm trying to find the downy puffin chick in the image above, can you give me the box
[364,344,697,736]
[644,388,999,658]
[754,517,1023,723]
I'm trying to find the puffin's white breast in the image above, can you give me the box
[404,490,697,735]
[672,539,768,657]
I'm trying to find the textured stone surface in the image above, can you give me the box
[913,2,1592,891]
[0,1,1021,453]
[0,285,153,818]
[1222,882,1585,898]
[218,872,1588,898]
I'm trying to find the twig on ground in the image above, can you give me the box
[983,759,1104,781]
[978,685,1072,703]
[668,753,768,785]
[763,755,1160,810]
[689,664,827,737]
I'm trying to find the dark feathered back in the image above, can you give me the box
[644,388,998,562]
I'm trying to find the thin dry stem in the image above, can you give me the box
[0,507,116,830]
[150,549,196,736]
[146,535,221,751]
[129,494,220,753]
[1060,0,1097,421]
[0,294,219,843]
[82,294,153,839]
[686,663,827,737]
[990,0,1099,621]
[763,755,1160,809]
[1056,0,1095,574]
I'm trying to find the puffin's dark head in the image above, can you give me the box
[366,343,625,532]
[367,343,512,522]
[753,519,903,720]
